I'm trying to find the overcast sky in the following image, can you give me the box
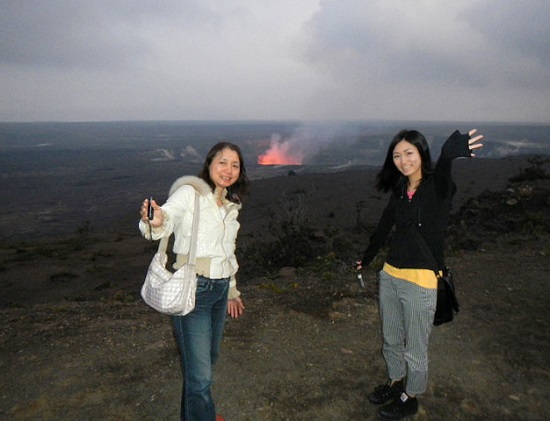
[1,0,549,123]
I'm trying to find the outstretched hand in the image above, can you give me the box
[468,129,484,157]
[140,198,164,227]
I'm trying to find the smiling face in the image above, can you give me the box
[208,147,241,190]
[392,140,422,182]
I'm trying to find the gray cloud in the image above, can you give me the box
[298,0,550,122]
[0,0,549,122]
[303,0,550,88]
[468,1,550,59]
[0,1,224,69]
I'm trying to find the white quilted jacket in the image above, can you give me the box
[139,176,241,298]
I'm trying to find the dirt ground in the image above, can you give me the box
[1,160,549,420]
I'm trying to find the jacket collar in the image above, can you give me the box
[168,175,212,197]
[168,175,241,211]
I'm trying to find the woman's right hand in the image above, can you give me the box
[140,198,164,227]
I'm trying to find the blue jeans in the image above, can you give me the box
[171,276,229,421]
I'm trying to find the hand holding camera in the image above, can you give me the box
[141,197,163,227]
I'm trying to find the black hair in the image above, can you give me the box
[199,142,249,204]
[375,130,434,193]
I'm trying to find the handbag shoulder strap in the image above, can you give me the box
[410,224,440,274]
[156,192,200,265]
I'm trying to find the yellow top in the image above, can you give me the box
[383,262,439,289]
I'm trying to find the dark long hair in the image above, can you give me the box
[375,130,434,193]
[199,142,249,204]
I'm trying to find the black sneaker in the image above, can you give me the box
[377,392,418,420]
[367,379,405,405]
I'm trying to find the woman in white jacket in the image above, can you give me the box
[139,142,248,421]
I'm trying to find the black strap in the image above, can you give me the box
[411,224,459,314]
[409,224,441,275]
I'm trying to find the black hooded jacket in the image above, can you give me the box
[361,130,472,271]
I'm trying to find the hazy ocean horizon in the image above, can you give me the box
[1,120,549,241]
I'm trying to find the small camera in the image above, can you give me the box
[147,197,154,220]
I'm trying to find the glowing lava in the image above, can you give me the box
[257,141,303,165]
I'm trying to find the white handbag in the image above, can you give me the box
[141,193,200,316]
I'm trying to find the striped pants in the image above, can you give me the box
[378,270,437,395]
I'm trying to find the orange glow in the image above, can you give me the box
[257,141,303,165]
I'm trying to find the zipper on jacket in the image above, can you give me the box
[402,183,422,227]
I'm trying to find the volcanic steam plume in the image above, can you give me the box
[257,134,304,165]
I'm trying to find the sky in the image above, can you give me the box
[1,0,549,123]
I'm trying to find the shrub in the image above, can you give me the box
[509,156,550,182]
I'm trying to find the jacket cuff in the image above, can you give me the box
[441,130,471,159]
[228,285,241,300]
[139,210,169,239]
[228,275,240,299]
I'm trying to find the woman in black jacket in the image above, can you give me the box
[357,129,483,419]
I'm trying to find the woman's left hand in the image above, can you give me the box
[468,129,484,157]
[228,297,245,318]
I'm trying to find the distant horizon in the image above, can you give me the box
[2,118,550,126]
[2,119,550,167]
